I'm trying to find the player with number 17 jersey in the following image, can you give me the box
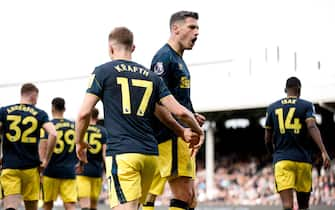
[87,59,171,156]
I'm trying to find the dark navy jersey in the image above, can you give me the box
[87,59,171,156]
[150,44,195,142]
[43,118,77,179]
[265,97,316,164]
[79,124,107,177]
[0,104,49,169]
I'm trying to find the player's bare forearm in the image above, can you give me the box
[154,104,185,137]
[179,109,203,136]
[45,135,57,163]
[41,122,57,167]
[75,113,90,145]
[160,95,203,136]
[194,113,206,127]
[264,129,274,154]
[76,93,99,144]
[307,120,331,169]
[307,121,328,153]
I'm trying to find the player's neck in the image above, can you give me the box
[287,94,299,98]
[20,97,34,105]
[168,39,184,56]
[52,112,64,119]
[111,51,132,61]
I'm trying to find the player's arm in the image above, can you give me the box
[159,95,204,147]
[264,128,274,154]
[306,118,331,169]
[39,128,48,161]
[194,113,206,126]
[154,103,199,144]
[75,93,99,163]
[159,95,203,135]
[102,143,107,171]
[40,122,57,169]
[264,109,274,154]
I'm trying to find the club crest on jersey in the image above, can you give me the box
[154,62,164,75]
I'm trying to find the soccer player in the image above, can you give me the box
[144,11,205,210]
[0,83,57,210]
[39,97,77,210]
[77,107,107,210]
[264,76,331,210]
[75,26,203,210]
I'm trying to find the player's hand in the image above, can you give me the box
[322,152,331,170]
[39,160,47,174]
[194,113,206,127]
[190,131,205,158]
[182,128,200,145]
[76,142,91,164]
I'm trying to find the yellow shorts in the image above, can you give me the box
[0,167,40,200]
[105,154,158,208]
[148,166,167,195]
[158,137,196,178]
[42,176,77,203]
[77,175,102,200]
[274,160,312,193]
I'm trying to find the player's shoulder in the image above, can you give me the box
[267,99,283,110]
[64,118,75,124]
[32,105,48,115]
[96,124,108,134]
[296,98,314,109]
[152,44,174,61]
[94,61,115,72]
[52,118,75,127]
[297,98,312,105]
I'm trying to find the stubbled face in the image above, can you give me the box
[175,17,199,50]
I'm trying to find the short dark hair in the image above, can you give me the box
[52,97,65,111]
[91,108,99,120]
[286,77,301,89]
[170,11,199,28]
[108,27,133,50]
[21,83,39,95]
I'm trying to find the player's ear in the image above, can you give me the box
[108,45,114,58]
[172,23,180,34]
[284,88,287,93]
[131,44,135,53]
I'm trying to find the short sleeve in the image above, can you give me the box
[40,128,48,140]
[156,76,171,101]
[86,67,104,98]
[39,110,50,126]
[305,102,316,121]
[151,53,171,86]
